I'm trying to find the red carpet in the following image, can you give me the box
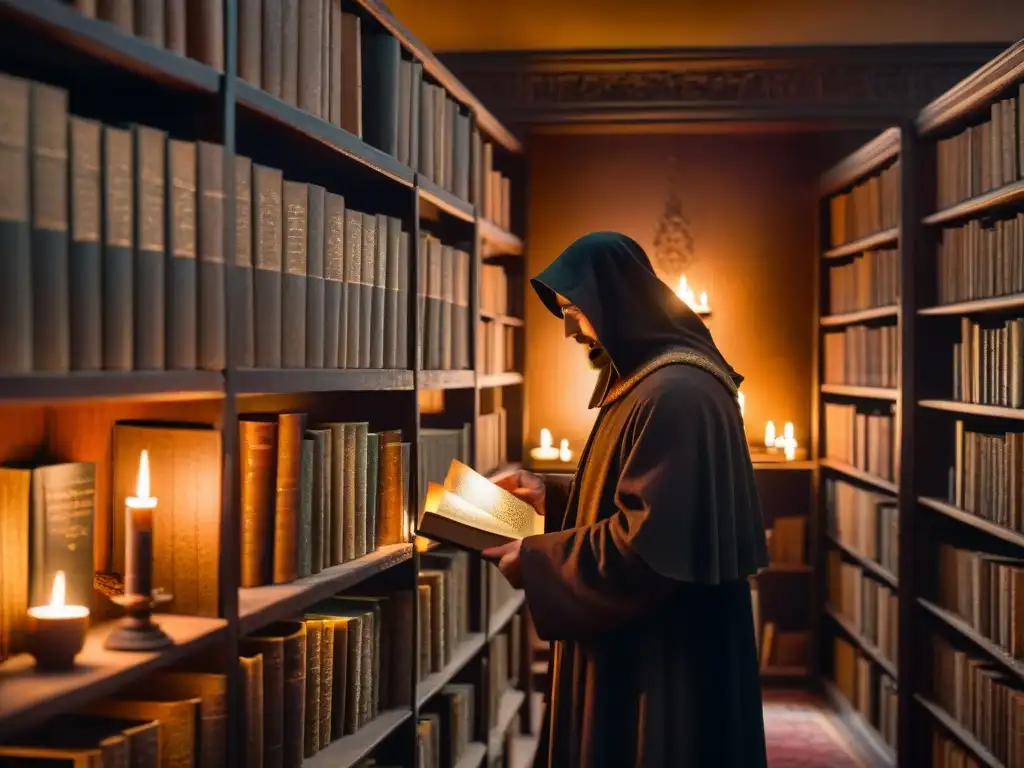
[765,691,866,767]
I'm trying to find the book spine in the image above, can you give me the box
[69,117,103,371]
[262,0,283,98]
[281,0,299,107]
[101,126,133,371]
[305,184,325,368]
[197,141,227,371]
[281,181,308,369]
[370,214,387,369]
[166,139,198,370]
[0,75,32,373]
[233,155,256,368]
[383,217,401,369]
[253,164,283,368]
[133,125,166,371]
[323,192,344,368]
[343,210,362,368]
[30,82,70,372]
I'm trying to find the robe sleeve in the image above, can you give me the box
[539,473,573,532]
[519,378,762,642]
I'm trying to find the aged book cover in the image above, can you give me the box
[417,460,543,552]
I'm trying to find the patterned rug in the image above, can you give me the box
[765,691,866,767]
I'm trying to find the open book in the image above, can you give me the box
[417,460,544,551]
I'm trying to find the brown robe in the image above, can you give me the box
[520,359,768,768]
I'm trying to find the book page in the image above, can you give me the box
[442,460,543,538]
[421,483,521,540]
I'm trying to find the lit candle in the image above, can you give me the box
[764,420,776,449]
[558,439,573,463]
[675,275,711,315]
[783,422,794,442]
[529,428,560,461]
[27,570,90,671]
[125,450,157,598]
[784,440,797,461]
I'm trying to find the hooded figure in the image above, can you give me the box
[485,231,769,767]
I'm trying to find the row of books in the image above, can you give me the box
[833,637,898,752]
[418,682,479,768]
[828,552,899,666]
[951,315,1024,408]
[239,414,411,589]
[931,635,1024,767]
[826,248,899,315]
[937,542,1024,660]
[935,214,1024,306]
[825,478,899,578]
[476,401,509,478]
[488,620,522,731]
[934,88,1024,210]
[417,551,472,681]
[0,72,423,374]
[480,263,521,318]
[478,320,517,377]
[240,594,413,767]
[948,420,1024,533]
[827,160,901,248]
[417,234,471,371]
[66,0,223,68]
[822,324,899,389]
[765,516,806,567]
[0,669,225,766]
[824,403,899,482]
[931,731,982,768]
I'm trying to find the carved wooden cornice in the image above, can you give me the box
[440,44,1009,131]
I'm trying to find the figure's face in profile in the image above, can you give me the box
[556,294,609,370]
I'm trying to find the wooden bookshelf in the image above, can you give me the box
[812,38,1024,768]
[0,2,536,767]
[815,126,903,764]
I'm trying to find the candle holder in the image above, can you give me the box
[27,608,89,671]
[104,589,173,652]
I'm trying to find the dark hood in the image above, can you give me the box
[531,231,742,389]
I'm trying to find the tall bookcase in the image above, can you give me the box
[815,38,1024,768]
[0,1,535,767]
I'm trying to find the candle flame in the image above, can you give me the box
[675,275,710,315]
[783,422,794,441]
[558,439,572,462]
[539,428,553,450]
[50,570,66,608]
[136,450,151,500]
[765,420,776,448]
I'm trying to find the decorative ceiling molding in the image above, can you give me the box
[440,44,1009,131]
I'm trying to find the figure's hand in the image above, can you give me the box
[481,540,523,589]
[494,469,546,515]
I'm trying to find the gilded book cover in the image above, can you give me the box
[417,460,543,551]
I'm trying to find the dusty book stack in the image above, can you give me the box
[0,1,534,766]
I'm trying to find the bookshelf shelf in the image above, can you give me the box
[823,228,899,260]
[0,0,222,92]
[820,305,899,326]
[915,696,1001,768]
[303,708,414,768]
[233,368,415,395]
[818,458,898,494]
[918,293,1024,316]
[922,178,1024,226]
[918,399,1024,421]
[825,680,896,768]
[0,615,227,741]
[420,369,477,390]
[829,537,898,589]
[238,544,415,634]
[416,633,487,708]
[479,219,525,256]
[454,742,488,768]
[827,606,898,679]
[479,309,525,326]
[489,591,526,639]
[488,688,527,755]
[234,80,415,187]
[418,175,475,221]
[479,372,524,388]
[918,598,1024,683]
[820,384,899,401]
[0,370,225,404]
[917,496,1024,549]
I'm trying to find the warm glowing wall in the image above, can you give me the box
[525,132,841,454]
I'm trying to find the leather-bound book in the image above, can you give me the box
[305,184,326,368]
[242,621,307,768]
[383,217,401,369]
[359,211,376,368]
[298,435,314,578]
[323,192,345,368]
[100,124,134,371]
[196,141,226,371]
[69,116,102,371]
[233,155,256,367]
[132,124,166,371]
[274,413,306,584]
[253,164,283,368]
[240,652,265,768]
[240,417,278,587]
[397,230,410,369]
[93,696,200,768]
[370,214,388,368]
[281,181,308,368]
[261,0,283,98]
[342,208,362,367]
[166,139,198,370]
[439,244,453,370]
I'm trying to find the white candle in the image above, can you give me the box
[764,421,776,448]
[783,422,794,442]
[558,439,573,462]
[530,428,560,461]
[125,450,158,597]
